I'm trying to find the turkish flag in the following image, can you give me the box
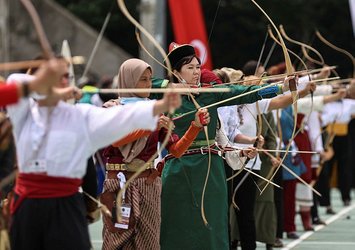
[168,0,213,69]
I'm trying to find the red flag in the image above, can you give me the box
[168,0,213,69]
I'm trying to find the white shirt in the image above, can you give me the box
[291,76,333,96]
[321,99,355,126]
[7,74,158,178]
[306,111,323,168]
[297,96,324,115]
[218,99,271,170]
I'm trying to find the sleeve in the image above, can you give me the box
[306,111,323,169]
[168,122,202,157]
[297,75,311,90]
[307,111,324,152]
[151,78,280,107]
[258,99,271,114]
[345,99,355,116]
[80,100,159,152]
[285,77,332,96]
[111,130,152,147]
[0,84,19,106]
[314,85,333,96]
[5,74,34,137]
[218,106,239,142]
[216,84,280,108]
[297,96,324,114]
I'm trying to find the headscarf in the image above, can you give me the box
[117,58,152,98]
[117,58,152,162]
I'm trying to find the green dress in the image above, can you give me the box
[152,80,279,250]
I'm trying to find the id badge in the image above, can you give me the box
[114,203,131,229]
[28,159,47,172]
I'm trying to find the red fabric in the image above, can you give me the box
[168,0,213,69]
[0,83,19,107]
[11,173,82,214]
[293,114,312,183]
[283,179,297,232]
[200,69,222,84]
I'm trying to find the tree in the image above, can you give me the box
[56,0,354,77]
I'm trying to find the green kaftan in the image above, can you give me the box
[152,80,279,250]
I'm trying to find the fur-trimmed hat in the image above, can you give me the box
[165,42,196,69]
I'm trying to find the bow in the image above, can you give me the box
[250,0,298,194]
[315,30,355,78]
[129,5,213,227]
[114,0,178,222]
[279,25,325,66]
[19,0,111,216]
[230,101,262,209]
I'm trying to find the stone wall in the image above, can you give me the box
[6,0,131,79]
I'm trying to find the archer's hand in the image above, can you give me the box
[102,99,119,108]
[271,157,280,168]
[335,88,347,100]
[30,58,68,95]
[283,75,298,92]
[320,148,334,163]
[241,147,257,159]
[194,108,210,127]
[255,135,264,149]
[158,115,175,130]
[52,86,82,101]
[315,66,331,80]
[300,82,316,97]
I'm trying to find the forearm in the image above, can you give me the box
[323,93,341,104]
[168,122,202,157]
[234,134,256,144]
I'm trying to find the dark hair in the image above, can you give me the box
[242,60,262,76]
[172,55,201,82]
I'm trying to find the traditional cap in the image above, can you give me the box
[165,42,196,69]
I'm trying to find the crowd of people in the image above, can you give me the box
[0,41,355,250]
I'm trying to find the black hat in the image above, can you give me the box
[165,42,196,69]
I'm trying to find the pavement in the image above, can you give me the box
[89,188,355,250]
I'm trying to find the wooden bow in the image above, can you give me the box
[315,30,355,78]
[250,0,298,194]
[19,0,111,216]
[115,0,177,222]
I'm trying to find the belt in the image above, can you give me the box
[105,162,154,171]
[190,139,215,148]
[106,169,159,184]
[164,146,222,161]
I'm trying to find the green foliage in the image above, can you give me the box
[55,0,354,77]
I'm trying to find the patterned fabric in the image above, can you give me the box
[102,177,161,250]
